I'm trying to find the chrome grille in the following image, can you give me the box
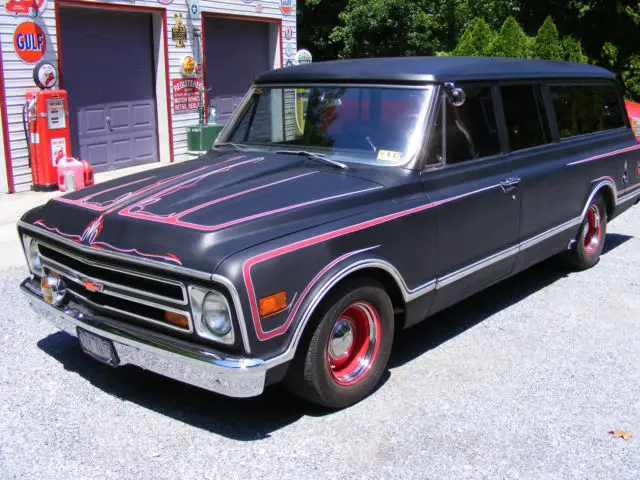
[37,241,193,333]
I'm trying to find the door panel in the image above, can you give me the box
[59,7,158,171]
[422,157,521,315]
[204,17,271,124]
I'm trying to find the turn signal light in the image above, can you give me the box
[259,291,287,317]
[164,311,190,329]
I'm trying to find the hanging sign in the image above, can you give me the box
[5,0,47,17]
[187,0,200,19]
[172,77,203,113]
[295,49,312,64]
[279,0,292,15]
[13,22,46,63]
[33,60,58,89]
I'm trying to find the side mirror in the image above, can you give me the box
[444,82,466,107]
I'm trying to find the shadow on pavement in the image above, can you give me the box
[389,233,632,368]
[36,234,631,439]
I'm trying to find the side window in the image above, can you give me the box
[443,85,501,165]
[501,85,551,151]
[427,85,501,166]
[550,84,625,138]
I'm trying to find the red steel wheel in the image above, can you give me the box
[564,193,608,270]
[325,301,381,386]
[583,203,603,255]
[284,279,394,409]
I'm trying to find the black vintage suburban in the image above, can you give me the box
[19,57,640,408]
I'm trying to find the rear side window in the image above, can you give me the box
[431,85,501,165]
[501,85,551,151]
[550,84,624,138]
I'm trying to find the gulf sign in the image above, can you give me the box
[280,0,292,15]
[14,22,46,63]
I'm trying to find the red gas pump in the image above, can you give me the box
[24,88,71,191]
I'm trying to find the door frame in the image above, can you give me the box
[54,0,174,165]
[200,12,283,123]
[0,41,13,193]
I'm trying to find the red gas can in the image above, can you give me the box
[82,160,94,187]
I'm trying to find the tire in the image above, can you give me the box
[284,278,394,409]
[565,193,608,270]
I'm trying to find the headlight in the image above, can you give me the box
[189,287,235,345]
[202,292,232,336]
[22,235,43,276]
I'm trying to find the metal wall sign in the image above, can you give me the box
[172,13,187,47]
[13,21,46,63]
[5,0,48,17]
[33,60,58,89]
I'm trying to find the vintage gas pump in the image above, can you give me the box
[23,61,70,191]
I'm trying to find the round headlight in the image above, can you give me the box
[28,238,43,275]
[202,292,231,337]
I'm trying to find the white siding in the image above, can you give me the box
[0,0,297,192]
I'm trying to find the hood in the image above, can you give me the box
[23,151,392,273]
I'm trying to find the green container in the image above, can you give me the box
[186,124,224,155]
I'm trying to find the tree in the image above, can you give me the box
[622,55,640,100]
[562,36,588,63]
[330,0,438,59]
[534,16,563,60]
[297,0,349,62]
[487,16,530,58]
[452,18,497,56]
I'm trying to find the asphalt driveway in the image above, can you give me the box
[0,208,638,479]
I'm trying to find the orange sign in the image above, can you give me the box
[13,22,46,63]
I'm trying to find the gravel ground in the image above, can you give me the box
[1,209,638,479]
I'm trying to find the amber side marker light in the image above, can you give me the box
[164,311,190,329]
[259,291,287,317]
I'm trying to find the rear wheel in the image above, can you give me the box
[565,193,608,270]
[284,279,394,409]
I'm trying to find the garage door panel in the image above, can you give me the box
[59,6,159,172]
[112,139,132,163]
[84,143,108,168]
[132,102,154,128]
[205,17,271,124]
[109,106,131,130]
[83,108,108,134]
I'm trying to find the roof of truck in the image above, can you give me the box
[255,56,615,84]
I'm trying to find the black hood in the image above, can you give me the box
[23,151,395,273]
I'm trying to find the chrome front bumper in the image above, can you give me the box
[21,277,266,398]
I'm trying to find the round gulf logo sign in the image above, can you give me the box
[14,22,46,63]
[279,0,292,15]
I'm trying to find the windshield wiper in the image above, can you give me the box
[213,142,246,152]
[275,150,348,170]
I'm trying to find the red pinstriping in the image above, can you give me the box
[119,157,264,221]
[243,183,499,341]
[568,144,640,166]
[56,156,245,213]
[33,220,82,242]
[149,171,318,223]
[90,242,182,265]
[619,182,640,195]
[245,247,379,341]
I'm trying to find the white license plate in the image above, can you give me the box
[77,328,119,366]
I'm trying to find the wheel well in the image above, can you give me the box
[597,185,615,218]
[326,267,407,331]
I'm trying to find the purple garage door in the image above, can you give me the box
[204,17,271,124]
[58,7,158,172]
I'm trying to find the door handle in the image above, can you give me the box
[105,116,112,131]
[500,176,521,196]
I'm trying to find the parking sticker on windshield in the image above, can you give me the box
[377,150,402,162]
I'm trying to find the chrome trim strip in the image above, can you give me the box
[22,280,265,398]
[66,289,194,334]
[37,240,188,305]
[211,274,252,354]
[519,217,582,251]
[253,83,434,89]
[39,252,188,308]
[436,245,519,289]
[618,189,640,205]
[19,221,212,281]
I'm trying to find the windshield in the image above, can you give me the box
[216,85,433,166]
